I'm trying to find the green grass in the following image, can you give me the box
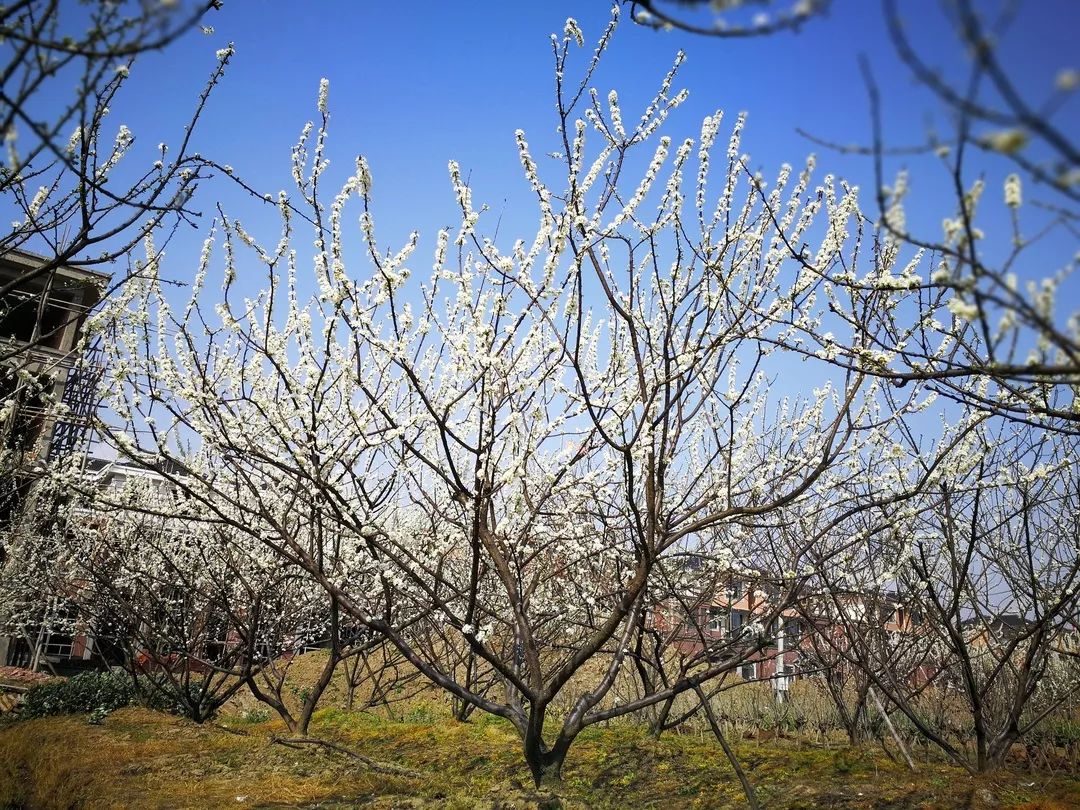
[1,705,1078,808]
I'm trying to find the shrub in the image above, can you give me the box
[239,706,271,724]
[21,671,135,719]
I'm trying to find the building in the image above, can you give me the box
[652,573,930,696]
[0,248,108,668]
[1,248,108,498]
[650,569,805,691]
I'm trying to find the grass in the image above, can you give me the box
[3,704,1080,808]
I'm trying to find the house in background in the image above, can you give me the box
[652,573,931,698]
[650,569,806,693]
[0,249,108,477]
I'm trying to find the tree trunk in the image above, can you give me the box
[649,694,675,739]
[523,708,571,788]
[296,652,341,735]
[525,743,569,789]
[986,728,1020,771]
[293,596,344,736]
[868,686,915,772]
[975,723,988,773]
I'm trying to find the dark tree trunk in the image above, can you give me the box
[522,707,573,788]
[649,694,675,739]
[695,684,760,810]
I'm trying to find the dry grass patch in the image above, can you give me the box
[2,705,1080,808]
[0,708,407,808]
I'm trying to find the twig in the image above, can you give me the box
[694,685,760,810]
[270,735,421,777]
[213,723,249,737]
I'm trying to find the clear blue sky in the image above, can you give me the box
[92,0,1074,286]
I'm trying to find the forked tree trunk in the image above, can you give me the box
[522,708,573,788]
[524,740,571,788]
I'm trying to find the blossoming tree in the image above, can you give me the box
[92,11,955,786]
[803,414,1080,772]
[0,1,234,578]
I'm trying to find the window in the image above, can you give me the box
[0,290,39,343]
[42,631,75,659]
[707,606,726,633]
[682,605,700,630]
[39,599,78,659]
[202,611,231,664]
[730,610,747,632]
[740,663,756,680]
[0,287,78,350]
[37,293,74,350]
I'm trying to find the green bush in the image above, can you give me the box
[238,706,271,724]
[21,671,135,718]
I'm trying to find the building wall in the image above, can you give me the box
[1,249,108,669]
[0,250,107,468]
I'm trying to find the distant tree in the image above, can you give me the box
[0,476,256,720]
[806,418,1080,772]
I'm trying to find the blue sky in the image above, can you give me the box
[6,0,1070,295]
[97,0,1075,285]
